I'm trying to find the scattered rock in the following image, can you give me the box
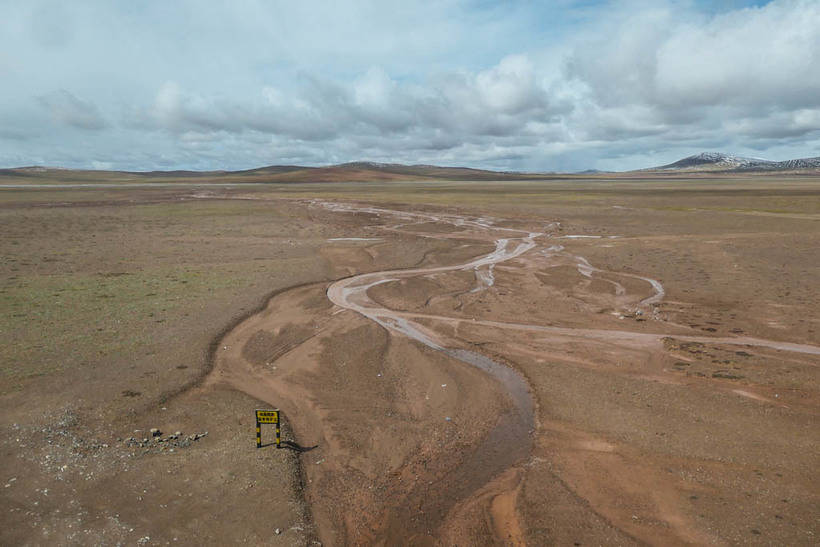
[125,431,208,451]
[275,528,281,535]
[712,371,744,380]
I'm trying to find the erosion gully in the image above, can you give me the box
[323,202,542,542]
[319,200,820,543]
[214,197,820,545]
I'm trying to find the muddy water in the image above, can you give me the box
[317,199,820,542]
[321,202,541,540]
[377,348,534,543]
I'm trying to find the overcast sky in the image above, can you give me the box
[1,0,818,172]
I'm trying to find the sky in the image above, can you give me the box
[1,0,819,172]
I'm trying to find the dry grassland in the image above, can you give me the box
[1,177,818,545]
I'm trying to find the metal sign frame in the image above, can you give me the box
[255,409,281,448]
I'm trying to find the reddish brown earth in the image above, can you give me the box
[2,180,819,545]
[208,194,819,545]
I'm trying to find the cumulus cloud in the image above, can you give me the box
[37,90,107,130]
[654,1,820,110]
[2,0,820,171]
[564,0,820,144]
[131,55,560,147]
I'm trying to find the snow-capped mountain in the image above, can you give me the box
[773,157,820,170]
[650,152,820,172]
[655,152,773,170]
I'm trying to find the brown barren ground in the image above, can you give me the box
[1,177,819,545]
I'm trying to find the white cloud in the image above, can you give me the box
[2,0,819,171]
[130,54,559,145]
[36,89,107,130]
[353,68,396,108]
[475,55,545,114]
[654,1,820,109]
[564,0,820,145]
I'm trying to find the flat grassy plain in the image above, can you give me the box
[1,176,818,544]
[0,184,463,544]
[0,191,338,544]
[2,196,322,393]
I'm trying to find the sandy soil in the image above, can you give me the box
[2,180,819,545]
[208,192,819,545]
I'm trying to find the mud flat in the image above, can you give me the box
[2,178,819,545]
[211,192,820,545]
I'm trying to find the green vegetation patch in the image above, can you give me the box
[0,255,320,392]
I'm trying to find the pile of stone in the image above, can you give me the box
[123,429,208,450]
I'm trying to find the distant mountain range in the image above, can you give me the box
[646,152,820,172]
[0,162,547,183]
[1,153,819,183]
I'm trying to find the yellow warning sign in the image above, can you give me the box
[255,409,281,449]
[256,409,279,424]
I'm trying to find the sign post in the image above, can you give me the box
[255,409,281,449]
